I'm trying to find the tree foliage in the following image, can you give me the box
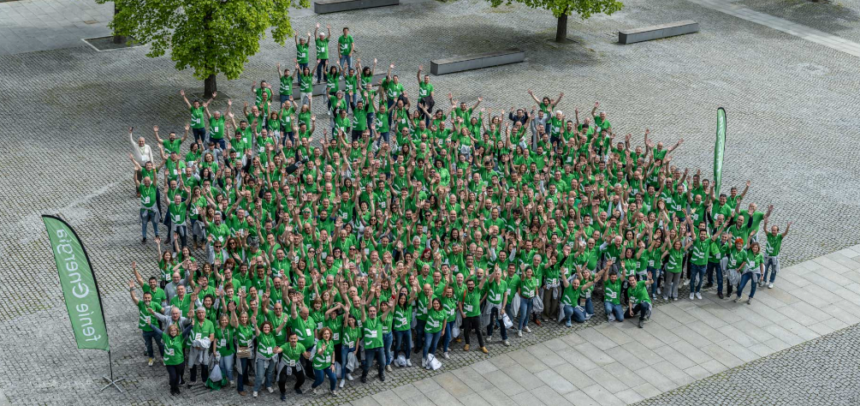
[100,0,306,83]
[488,0,623,20]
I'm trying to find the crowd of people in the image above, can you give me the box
[126,24,793,400]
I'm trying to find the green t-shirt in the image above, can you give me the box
[462,288,482,317]
[338,34,354,55]
[137,301,162,331]
[418,82,434,100]
[280,74,293,96]
[666,249,684,274]
[628,282,651,305]
[485,280,507,305]
[561,285,584,307]
[393,305,412,331]
[162,333,185,365]
[191,318,215,342]
[208,116,226,139]
[279,342,306,365]
[604,279,622,305]
[362,316,384,349]
[315,37,330,59]
[215,326,235,356]
[297,43,310,65]
[765,233,783,257]
[312,340,335,370]
[190,107,205,129]
[519,277,538,298]
[425,308,446,334]
[290,315,317,348]
[691,238,710,266]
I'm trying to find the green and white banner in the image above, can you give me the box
[42,215,110,351]
[713,108,727,197]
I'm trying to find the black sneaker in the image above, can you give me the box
[361,375,367,383]
[295,388,303,395]
[704,283,714,289]
[281,393,286,401]
[142,237,147,244]
[379,375,385,382]
[638,320,644,329]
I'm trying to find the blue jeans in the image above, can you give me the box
[142,329,164,358]
[442,322,453,352]
[211,137,226,150]
[140,210,159,239]
[737,272,759,299]
[254,357,276,392]
[707,262,724,294]
[315,59,328,82]
[584,296,594,317]
[383,332,393,366]
[518,297,533,330]
[604,302,624,321]
[340,345,356,378]
[415,319,427,351]
[313,367,337,391]
[690,263,707,293]
[563,305,585,325]
[237,357,251,392]
[339,55,352,70]
[764,256,780,283]
[423,331,441,360]
[377,131,390,146]
[648,267,661,297]
[280,94,290,104]
[393,329,411,358]
[486,306,507,340]
[219,354,234,382]
[362,347,384,378]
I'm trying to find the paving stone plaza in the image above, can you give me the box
[2,0,860,405]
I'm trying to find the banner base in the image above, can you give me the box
[99,376,125,393]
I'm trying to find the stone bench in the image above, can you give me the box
[290,73,387,97]
[313,0,399,14]
[430,49,525,75]
[618,20,700,44]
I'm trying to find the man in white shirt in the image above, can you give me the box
[130,127,155,196]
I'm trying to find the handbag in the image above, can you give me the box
[236,346,252,359]
[426,354,442,370]
[502,314,514,329]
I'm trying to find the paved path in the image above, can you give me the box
[0,0,112,55]
[687,0,860,58]
[343,245,860,406]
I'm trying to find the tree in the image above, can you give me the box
[487,0,623,42]
[100,0,306,97]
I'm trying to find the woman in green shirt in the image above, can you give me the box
[213,312,237,386]
[340,314,361,384]
[392,289,415,366]
[252,319,278,397]
[516,267,539,335]
[660,236,686,301]
[422,298,447,368]
[311,327,338,395]
[736,241,764,305]
[149,323,185,395]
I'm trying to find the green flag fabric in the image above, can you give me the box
[713,108,727,197]
[42,215,110,351]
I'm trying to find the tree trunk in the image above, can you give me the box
[112,5,126,44]
[204,74,217,98]
[556,13,568,43]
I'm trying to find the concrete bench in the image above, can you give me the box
[314,0,399,14]
[290,73,387,97]
[618,20,699,44]
[430,49,525,75]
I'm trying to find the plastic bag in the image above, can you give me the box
[209,363,223,382]
[427,354,442,370]
[511,294,521,319]
[502,313,514,329]
[533,295,544,314]
[346,352,358,371]
[396,354,407,367]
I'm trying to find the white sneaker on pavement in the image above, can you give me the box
[695,292,702,300]
[689,293,695,300]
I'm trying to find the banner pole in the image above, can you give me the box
[100,350,124,392]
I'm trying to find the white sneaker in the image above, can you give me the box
[314,387,324,395]
[768,283,774,289]
[608,315,616,322]
[230,380,235,387]
[386,365,392,372]
[253,391,258,398]
[267,386,274,393]
[524,326,532,333]
[422,358,427,368]
[339,379,345,388]
[663,296,668,301]
[406,360,412,367]
[584,314,592,320]
[332,389,339,397]
[443,352,450,359]
[517,331,523,337]
[347,373,354,381]
[503,340,511,347]
[486,335,493,343]
[695,292,702,300]
[657,287,662,295]
[690,293,695,300]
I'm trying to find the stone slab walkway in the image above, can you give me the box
[687,0,860,58]
[0,0,112,55]
[342,245,860,406]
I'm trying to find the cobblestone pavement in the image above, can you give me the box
[2,0,860,404]
[638,318,860,406]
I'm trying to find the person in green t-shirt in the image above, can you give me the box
[129,280,165,365]
[626,275,654,328]
[459,276,488,353]
[337,27,355,70]
[314,23,332,83]
[422,298,447,367]
[295,32,312,70]
[309,327,338,394]
[736,241,766,305]
[273,332,309,399]
[180,89,215,143]
[762,217,791,289]
[560,266,598,326]
[690,221,727,299]
[601,260,624,322]
[148,323,185,395]
[517,267,540,334]
[360,289,391,382]
[188,306,215,386]
[483,268,509,345]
